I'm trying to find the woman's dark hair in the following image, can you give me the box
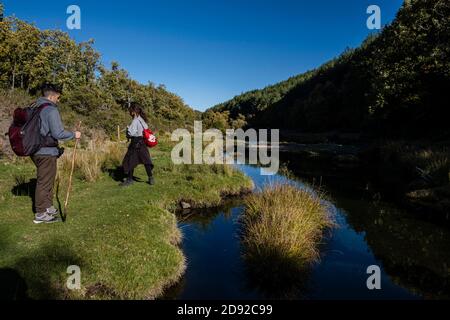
[128,102,148,122]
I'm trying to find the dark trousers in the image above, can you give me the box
[122,138,153,180]
[31,155,57,214]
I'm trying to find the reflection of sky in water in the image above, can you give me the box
[171,164,422,299]
[238,164,419,299]
[309,207,418,299]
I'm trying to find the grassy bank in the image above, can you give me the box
[0,138,253,300]
[364,142,450,220]
[240,183,333,296]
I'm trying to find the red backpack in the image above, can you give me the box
[138,119,158,148]
[8,103,52,156]
[143,127,158,148]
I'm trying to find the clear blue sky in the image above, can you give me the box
[4,0,404,111]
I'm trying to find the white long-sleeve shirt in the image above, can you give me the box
[127,116,148,137]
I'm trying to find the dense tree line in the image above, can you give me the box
[208,70,315,127]
[0,8,196,134]
[209,0,450,140]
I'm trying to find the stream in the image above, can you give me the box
[163,155,450,300]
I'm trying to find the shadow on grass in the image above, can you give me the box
[0,268,29,300]
[0,240,84,300]
[106,166,145,183]
[106,166,126,182]
[11,177,66,221]
[11,178,36,213]
[0,226,29,300]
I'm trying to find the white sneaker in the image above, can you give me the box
[33,212,59,224]
[46,206,59,217]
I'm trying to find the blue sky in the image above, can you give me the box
[4,0,404,111]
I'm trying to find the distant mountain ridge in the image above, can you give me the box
[207,0,450,140]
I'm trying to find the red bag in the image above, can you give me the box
[143,128,158,148]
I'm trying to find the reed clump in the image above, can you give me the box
[240,183,334,295]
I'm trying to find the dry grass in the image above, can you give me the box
[381,142,450,185]
[242,183,333,267]
[58,131,125,182]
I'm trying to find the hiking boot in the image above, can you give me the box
[46,206,59,217]
[33,212,59,224]
[148,176,155,185]
[119,179,134,187]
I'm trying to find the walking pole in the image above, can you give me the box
[64,121,81,219]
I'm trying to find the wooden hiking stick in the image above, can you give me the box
[64,121,82,215]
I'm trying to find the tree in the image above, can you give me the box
[0,10,197,135]
[206,0,450,138]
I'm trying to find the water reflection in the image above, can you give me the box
[163,158,450,300]
[341,199,450,299]
[282,156,450,299]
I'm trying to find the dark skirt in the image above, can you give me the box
[122,137,153,174]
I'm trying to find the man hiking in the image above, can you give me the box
[31,84,81,224]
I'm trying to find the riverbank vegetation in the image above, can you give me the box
[240,183,333,296]
[0,136,253,299]
[363,142,450,220]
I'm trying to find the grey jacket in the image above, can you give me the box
[34,97,75,156]
[127,116,148,137]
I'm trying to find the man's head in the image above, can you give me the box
[41,84,62,103]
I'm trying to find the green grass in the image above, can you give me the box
[0,139,253,300]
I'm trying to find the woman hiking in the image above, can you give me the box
[120,103,154,187]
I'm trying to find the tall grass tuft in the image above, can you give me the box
[381,142,450,185]
[240,183,333,297]
[58,132,125,182]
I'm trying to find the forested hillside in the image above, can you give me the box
[0,5,196,138]
[208,0,450,140]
